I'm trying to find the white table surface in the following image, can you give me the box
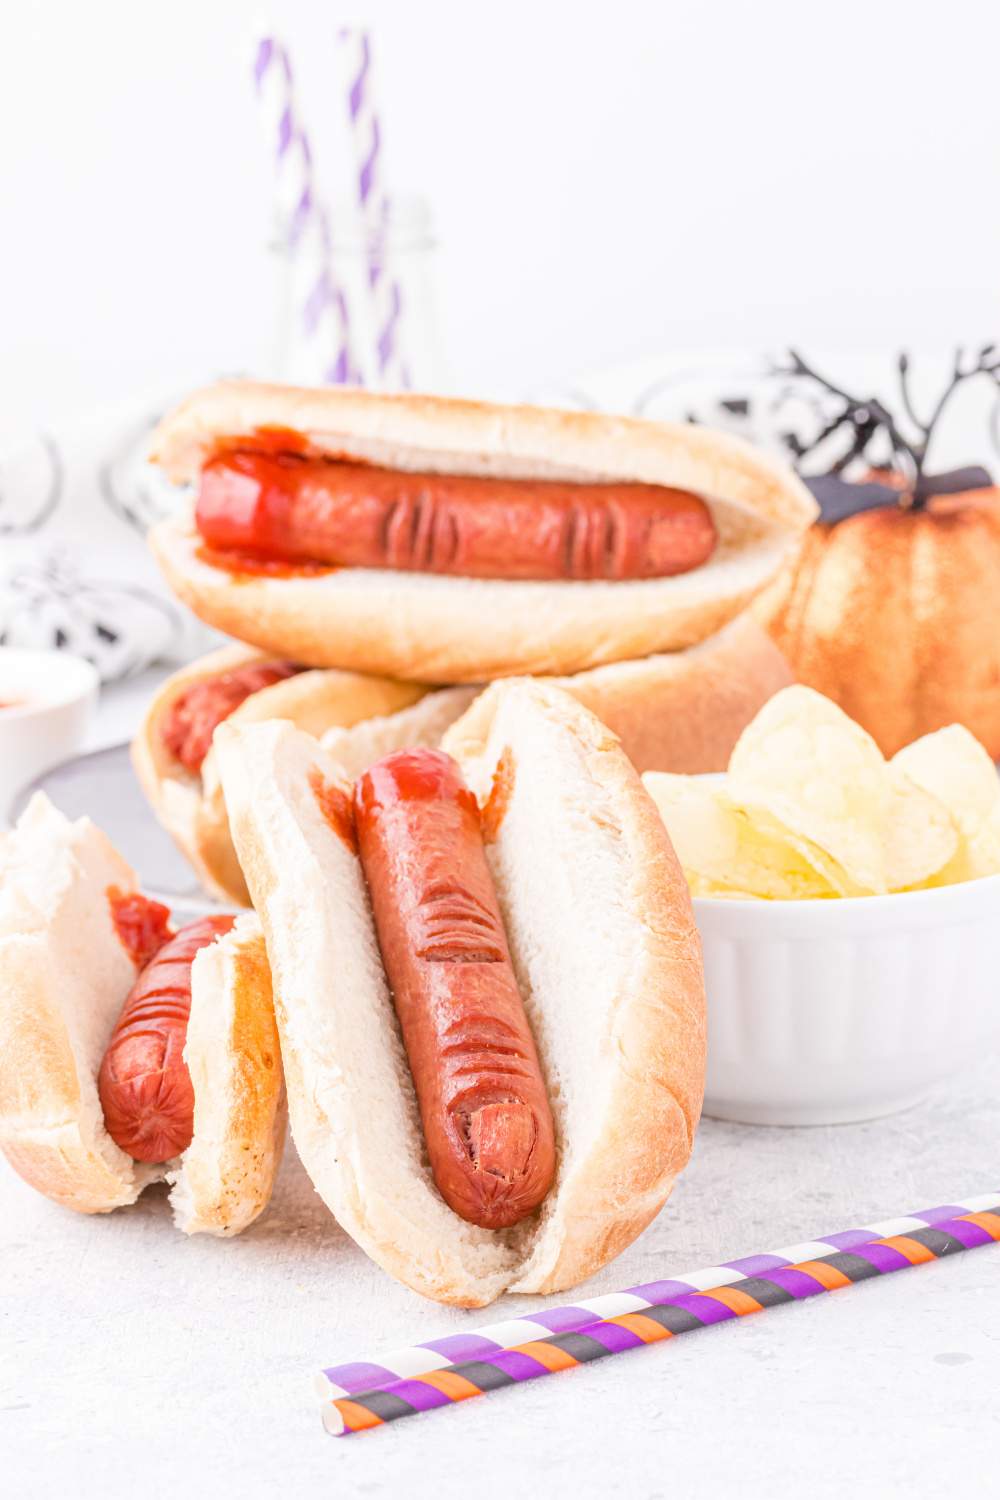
[4,678,1000,1500]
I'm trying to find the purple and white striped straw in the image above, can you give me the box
[318,1192,1000,1435]
[339,27,409,390]
[317,1191,1000,1402]
[253,34,359,386]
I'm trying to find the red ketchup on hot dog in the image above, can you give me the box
[351,748,556,1230]
[162,660,302,774]
[98,897,235,1163]
[196,448,717,583]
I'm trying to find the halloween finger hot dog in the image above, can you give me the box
[215,679,706,1306]
[0,797,285,1233]
[354,749,556,1229]
[149,381,817,682]
[196,451,718,581]
[98,914,236,1163]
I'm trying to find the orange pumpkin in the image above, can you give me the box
[754,484,1000,756]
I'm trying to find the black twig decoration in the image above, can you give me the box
[771,345,1000,517]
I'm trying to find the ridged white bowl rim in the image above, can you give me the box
[693,872,1000,936]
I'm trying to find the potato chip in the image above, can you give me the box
[727,686,889,893]
[915,796,1000,887]
[731,801,862,897]
[883,767,958,890]
[643,772,837,900]
[890,725,1000,841]
[647,692,999,904]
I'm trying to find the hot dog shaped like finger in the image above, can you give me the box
[197,452,717,582]
[0,796,285,1233]
[98,914,236,1162]
[354,750,555,1229]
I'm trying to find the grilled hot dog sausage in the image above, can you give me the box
[98,914,236,1162]
[162,660,302,774]
[353,749,555,1229]
[197,451,717,583]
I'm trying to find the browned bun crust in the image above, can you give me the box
[148,381,816,682]
[551,612,794,773]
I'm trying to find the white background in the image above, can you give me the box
[2,0,999,428]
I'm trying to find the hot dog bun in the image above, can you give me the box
[554,612,794,772]
[134,615,791,904]
[131,642,424,903]
[149,381,816,681]
[214,680,705,1305]
[321,684,481,777]
[0,795,285,1234]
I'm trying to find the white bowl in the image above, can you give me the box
[694,876,1000,1126]
[0,648,99,822]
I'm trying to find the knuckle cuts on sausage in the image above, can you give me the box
[161,660,302,774]
[98,914,236,1162]
[196,450,717,582]
[353,749,556,1229]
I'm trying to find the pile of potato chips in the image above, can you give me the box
[644,687,1000,899]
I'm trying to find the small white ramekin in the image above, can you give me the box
[694,875,1000,1126]
[0,648,99,822]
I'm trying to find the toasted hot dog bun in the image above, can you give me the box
[214,680,705,1305]
[131,642,424,904]
[149,381,816,681]
[134,615,791,904]
[0,795,285,1233]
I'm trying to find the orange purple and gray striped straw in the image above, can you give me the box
[317,1191,1000,1436]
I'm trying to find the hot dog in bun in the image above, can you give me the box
[135,615,792,905]
[214,679,705,1305]
[149,381,817,682]
[131,643,425,902]
[0,796,285,1234]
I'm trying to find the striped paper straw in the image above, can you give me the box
[318,1193,1000,1435]
[338,26,409,390]
[254,34,359,385]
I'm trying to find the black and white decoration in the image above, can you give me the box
[0,398,221,681]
